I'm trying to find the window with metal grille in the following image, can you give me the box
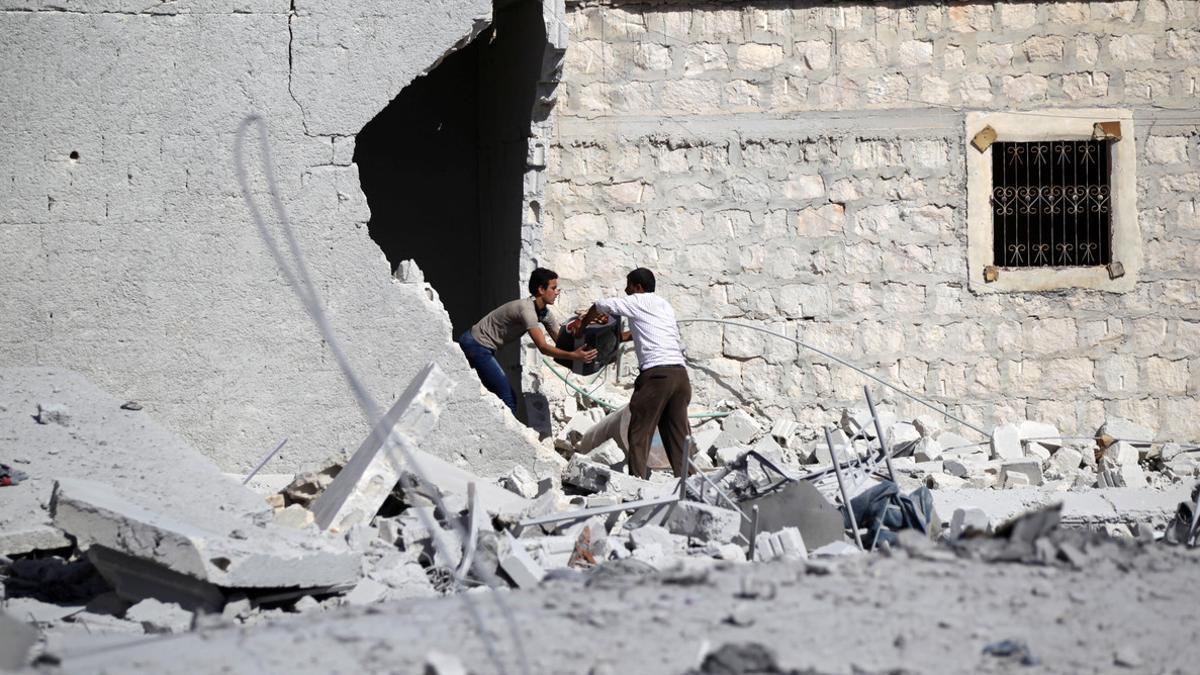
[990,140,1111,268]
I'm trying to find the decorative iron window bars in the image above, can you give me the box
[990,140,1111,268]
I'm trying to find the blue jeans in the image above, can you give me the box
[458,331,516,413]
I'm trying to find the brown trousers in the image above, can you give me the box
[626,365,692,479]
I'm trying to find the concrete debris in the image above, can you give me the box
[281,468,339,508]
[1098,417,1155,446]
[124,598,193,634]
[714,409,760,448]
[949,508,990,539]
[273,504,315,529]
[990,423,1023,461]
[311,363,454,532]
[498,533,545,588]
[1103,441,1140,467]
[501,464,540,499]
[35,402,71,426]
[587,439,627,469]
[51,478,360,610]
[753,527,807,562]
[1000,459,1044,487]
[663,502,741,544]
[911,414,941,440]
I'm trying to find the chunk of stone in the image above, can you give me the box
[1103,441,1139,467]
[563,454,651,498]
[769,419,798,445]
[498,533,545,588]
[715,446,747,466]
[35,402,71,426]
[691,427,722,454]
[1048,447,1083,474]
[501,464,540,499]
[990,424,1022,460]
[840,408,873,437]
[1097,417,1154,446]
[1024,443,1051,464]
[1160,443,1186,462]
[912,415,941,439]
[282,468,338,508]
[913,438,943,463]
[588,439,627,469]
[629,524,676,552]
[1116,464,1147,487]
[124,598,193,634]
[311,363,453,532]
[888,422,920,447]
[1001,459,1043,486]
[811,541,860,557]
[715,410,760,447]
[343,577,388,606]
[273,504,314,529]
[664,502,740,543]
[925,473,966,490]
[949,507,989,538]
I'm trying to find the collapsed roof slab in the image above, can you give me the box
[0,369,356,589]
[52,478,359,611]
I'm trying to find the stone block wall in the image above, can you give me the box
[540,0,1200,443]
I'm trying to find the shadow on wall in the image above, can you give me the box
[354,0,547,338]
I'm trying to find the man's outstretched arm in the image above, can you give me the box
[529,327,596,363]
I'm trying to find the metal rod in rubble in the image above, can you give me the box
[864,387,898,483]
[748,505,760,561]
[825,426,865,551]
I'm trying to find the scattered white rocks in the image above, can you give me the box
[124,598,193,634]
[990,424,1023,461]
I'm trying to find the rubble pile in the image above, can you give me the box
[3,366,1199,672]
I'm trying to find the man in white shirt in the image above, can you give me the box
[576,268,691,479]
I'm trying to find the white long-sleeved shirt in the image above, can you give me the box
[594,292,684,371]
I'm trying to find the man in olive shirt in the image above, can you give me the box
[459,268,596,414]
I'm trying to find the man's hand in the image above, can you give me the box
[573,346,598,363]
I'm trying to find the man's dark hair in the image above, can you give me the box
[528,267,558,296]
[627,267,656,292]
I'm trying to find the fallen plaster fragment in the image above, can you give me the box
[51,478,360,610]
[311,363,454,532]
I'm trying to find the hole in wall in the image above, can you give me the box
[69,150,79,161]
[354,0,546,338]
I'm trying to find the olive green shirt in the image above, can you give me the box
[469,297,561,351]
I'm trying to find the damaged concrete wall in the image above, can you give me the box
[541,0,1200,443]
[0,0,548,475]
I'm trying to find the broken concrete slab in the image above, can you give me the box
[0,369,287,557]
[311,363,453,532]
[1103,441,1140,467]
[1018,420,1061,451]
[51,478,360,610]
[562,454,653,499]
[1048,447,1084,475]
